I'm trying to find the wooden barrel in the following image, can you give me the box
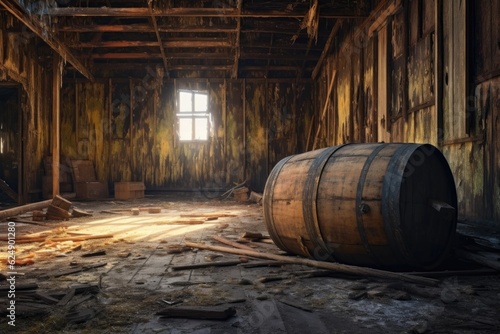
[263,143,457,269]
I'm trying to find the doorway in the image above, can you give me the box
[0,84,20,205]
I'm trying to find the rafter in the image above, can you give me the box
[0,0,93,80]
[231,0,242,79]
[59,24,238,34]
[312,20,343,79]
[71,39,233,48]
[46,7,367,19]
[147,0,169,75]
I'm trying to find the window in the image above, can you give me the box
[177,90,210,141]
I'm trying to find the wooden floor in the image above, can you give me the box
[1,194,499,333]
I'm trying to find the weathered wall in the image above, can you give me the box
[0,12,53,203]
[60,77,312,193]
[313,0,500,222]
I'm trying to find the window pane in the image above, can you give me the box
[194,93,207,112]
[179,92,192,112]
[179,118,192,140]
[194,117,208,140]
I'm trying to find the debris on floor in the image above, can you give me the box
[0,195,499,333]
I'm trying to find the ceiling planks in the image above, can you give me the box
[3,0,372,79]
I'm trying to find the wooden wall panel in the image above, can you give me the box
[0,12,52,203]
[225,80,245,185]
[60,78,311,193]
[313,1,498,222]
[244,81,267,191]
[363,37,377,142]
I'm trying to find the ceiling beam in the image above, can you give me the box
[147,0,169,75]
[72,40,233,48]
[46,7,367,19]
[231,0,242,79]
[0,0,94,80]
[59,24,238,33]
[71,41,160,48]
[311,19,342,79]
[91,52,234,59]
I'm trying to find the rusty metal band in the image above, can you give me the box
[263,155,293,252]
[355,144,387,266]
[303,144,348,261]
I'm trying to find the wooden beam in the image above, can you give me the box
[59,24,238,34]
[52,53,61,197]
[312,20,342,79]
[0,0,93,80]
[231,0,242,79]
[91,52,163,59]
[147,1,169,75]
[165,40,232,48]
[184,242,439,286]
[71,41,160,48]
[312,70,336,150]
[71,40,233,48]
[46,7,367,19]
[240,65,312,72]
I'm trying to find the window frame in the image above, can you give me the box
[176,89,211,142]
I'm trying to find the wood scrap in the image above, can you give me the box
[81,250,106,257]
[10,236,47,244]
[248,191,263,204]
[49,233,113,242]
[0,283,38,291]
[71,207,93,217]
[241,261,290,268]
[180,213,237,218]
[66,308,95,324]
[166,244,192,254]
[156,306,236,320]
[57,288,76,306]
[51,195,72,211]
[456,249,500,271]
[220,180,248,200]
[279,299,313,312]
[171,260,243,271]
[211,235,257,252]
[255,239,275,245]
[241,232,267,239]
[184,242,439,286]
[155,219,205,225]
[32,210,45,221]
[5,217,53,227]
[51,262,107,278]
[0,199,53,220]
[403,268,499,277]
[46,204,72,220]
[32,292,60,305]
[256,275,289,283]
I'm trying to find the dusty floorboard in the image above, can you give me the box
[0,194,499,333]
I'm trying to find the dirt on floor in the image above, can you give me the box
[0,193,499,334]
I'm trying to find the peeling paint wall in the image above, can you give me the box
[60,78,312,193]
[314,0,500,222]
[0,12,53,203]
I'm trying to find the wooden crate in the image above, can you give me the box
[114,182,145,200]
[74,182,109,200]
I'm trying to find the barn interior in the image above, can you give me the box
[0,0,499,333]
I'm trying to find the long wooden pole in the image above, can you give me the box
[0,194,75,221]
[0,200,52,221]
[312,70,336,150]
[52,53,61,198]
[184,242,439,286]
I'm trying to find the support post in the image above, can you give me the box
[52,54,61,197]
